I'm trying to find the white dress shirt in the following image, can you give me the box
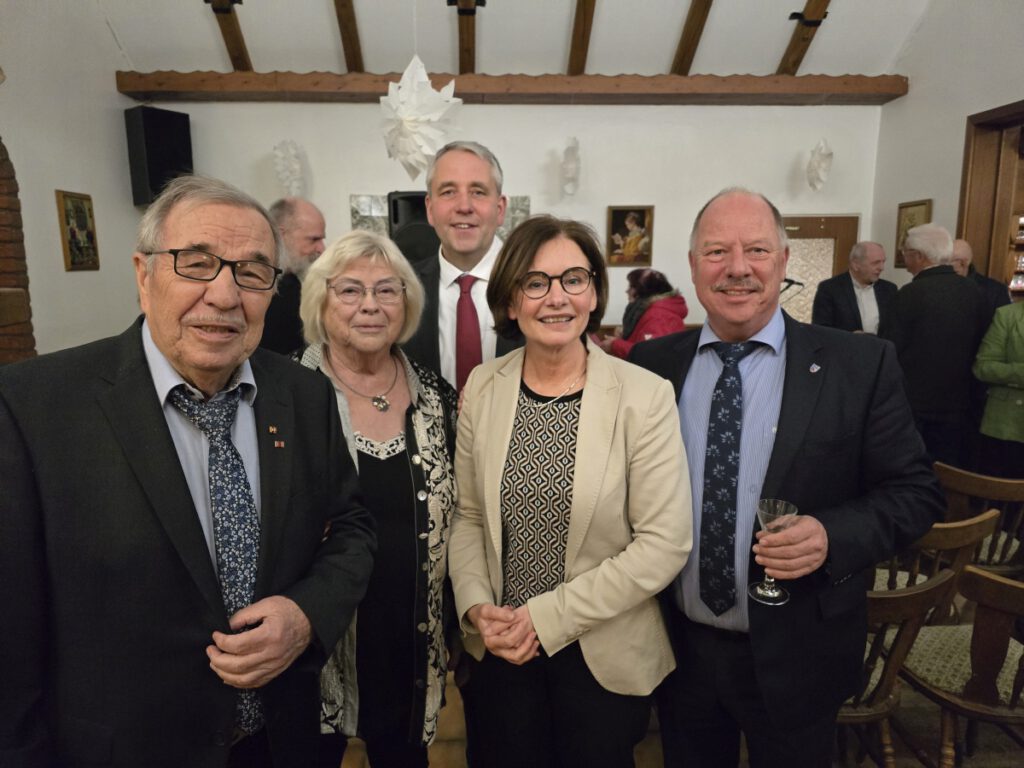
[853,277,881,334]
[437,236,503,388]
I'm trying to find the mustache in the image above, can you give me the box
[711,278,763,293]
[183,313,246,332]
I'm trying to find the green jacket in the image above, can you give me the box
[973,301,1024,443]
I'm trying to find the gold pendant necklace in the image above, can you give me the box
[327,351,400,412]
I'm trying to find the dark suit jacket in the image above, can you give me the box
[811,271,897,332]
[630,314,942,726]
[259,271,304,356]
[879,265,992,421]
[969,265,1011,315]
[401,254,523,377]
[0,320,376,768]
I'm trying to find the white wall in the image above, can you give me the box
[873,0,1024,287]
[4,0,887,352]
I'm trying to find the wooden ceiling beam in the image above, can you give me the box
[776,0,830,76]
[205,0,252,72]
[567,0,596,76]
[452,0,483,75]
[115,71,908,106]
[671,0,713,76]
[332,0,364,72]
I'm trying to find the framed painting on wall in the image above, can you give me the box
[55,190,99,271]
[895,199,932,268]
[606,206,653,267]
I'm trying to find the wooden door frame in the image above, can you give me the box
[782,215,860,275]
[957,99,1024,281]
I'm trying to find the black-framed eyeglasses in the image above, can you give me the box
[327,278,406,305]
[144,249,282,291]
[519,267,595,299]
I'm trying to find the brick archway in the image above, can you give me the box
[0,135,36,363]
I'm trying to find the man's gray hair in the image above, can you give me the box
[849,241,883,263]
[689,187,788,253]
[904,223,953,265]
[135,175,282,272]
[426,141,504,194]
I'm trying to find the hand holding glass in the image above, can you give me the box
[748,499,799,606]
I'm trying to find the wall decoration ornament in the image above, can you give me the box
[272,140,305,197]
[380,55,462,181]
[561,137,580,196]
[806,138,833,192]
[606,206,654,267]
[55,190,99,271]
[895,198,933,268]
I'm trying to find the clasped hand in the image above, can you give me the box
[467,603,540,665]
[752,515,829,580]
[207,595,313,689]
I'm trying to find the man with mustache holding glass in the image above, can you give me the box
[630,188,941,767]
[0,176,375,768]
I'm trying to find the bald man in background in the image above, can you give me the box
[259,198,326,355]
[951,238,1010,315]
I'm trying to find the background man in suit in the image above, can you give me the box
[630,188,942,767]
[951,237,1011,314]
[880,224,992,467]
[259,197,326,355]
[402,141,522,390]
[0,176,375,768]
[811,241,897,333]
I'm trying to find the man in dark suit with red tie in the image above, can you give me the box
[630,188,942,767]
[0,176,375,768]
[811,241,897,334]
[402,141,522,391]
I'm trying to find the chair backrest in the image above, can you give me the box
[851,570,957,712]
[878,509,1000,622]
[958,565,1024,710]
[933,462,1024,577]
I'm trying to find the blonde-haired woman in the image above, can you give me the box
[299,230,457,768]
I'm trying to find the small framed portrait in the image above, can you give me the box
[895,199,932,268]
[55,190,99,271]
[607,206,653,267]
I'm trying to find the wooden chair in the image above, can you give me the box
[836,570,956,768]
[874,509,1001,623]
[894,565,1024,768]
[933,462,1024,578]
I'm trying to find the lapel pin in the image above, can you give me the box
[274,440,286,449]
[809,363,821,374]
[268,425,278,434]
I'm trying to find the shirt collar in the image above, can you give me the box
[142,318,257,405]
[439,235,504,287]
[697,306,786,355]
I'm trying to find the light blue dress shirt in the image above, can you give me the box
[142,320,261,565]
[677,308,786,632]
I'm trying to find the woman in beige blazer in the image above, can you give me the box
[448,215,692,767]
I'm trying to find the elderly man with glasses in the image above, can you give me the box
[0,175,375,768]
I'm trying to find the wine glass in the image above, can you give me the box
[748,499,799,606]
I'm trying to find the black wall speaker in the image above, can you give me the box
[388,191,440,266]
[124,106,193,206]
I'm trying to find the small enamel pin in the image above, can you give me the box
[810,363,821,373]
[268,425,278,434]
[274,440,286,449]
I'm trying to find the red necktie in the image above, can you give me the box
[455,274,482,392]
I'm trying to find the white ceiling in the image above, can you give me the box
[97,0,932,78]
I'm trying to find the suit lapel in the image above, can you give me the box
[565,346,619,569]
[250,353,295,598]
[840,273,863,331]
[761,316,825,498]
[484,352,523,563]
[415,258,442,370]
[96,324,223,615]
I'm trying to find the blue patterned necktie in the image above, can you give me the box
[700,341,759,616]
[169,384,263,734]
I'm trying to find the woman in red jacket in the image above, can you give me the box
[598,268,688,358]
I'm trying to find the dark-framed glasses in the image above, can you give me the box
[519,267,595,299]
[328,278,406,305]
[144,249,281,291]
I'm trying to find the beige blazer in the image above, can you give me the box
[448,343,692,696]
